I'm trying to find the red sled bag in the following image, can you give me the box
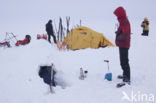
[0,41,10,47]
[37,34,41,39]
[15,35,31,46]
[37,34,47,40]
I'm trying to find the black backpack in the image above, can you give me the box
[25,35,31,43]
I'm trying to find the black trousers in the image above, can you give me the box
[47,33,56,44]
[119,48,130,81]
[142,30,149,36]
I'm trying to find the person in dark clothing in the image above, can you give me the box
[46,20,56,44]
[141,17,149,36]
[114,7,131,84]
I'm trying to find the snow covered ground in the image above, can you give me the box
[0,0,156,103]
[0,22,156,103]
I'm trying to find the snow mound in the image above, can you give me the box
[0,33,156,103]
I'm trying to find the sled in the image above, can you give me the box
[15,35,31,46]
[0,32,17,48]
[0,41,10,47]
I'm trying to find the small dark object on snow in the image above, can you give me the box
[84,70,88,74]
[25,35,31,43]
[117,75,125,79]
[116,81,130,88]
[84,70,88,78]
[39,65,56,86]
[116,82,126,88]
[79,68,88,79]
[79,68,84,80]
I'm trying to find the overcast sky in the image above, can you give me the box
[0,0,156,35]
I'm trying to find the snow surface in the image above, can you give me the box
[0,24,156,103]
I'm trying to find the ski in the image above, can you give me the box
[4,32,18,46]
[66,16,70,34]
[58,17,63,42]
[116,82,126,88]
[116,81,130,88]
[53,19,58,38]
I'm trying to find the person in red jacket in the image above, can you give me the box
[114,7,131,84]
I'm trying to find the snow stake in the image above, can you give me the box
[50,63,55,94]
[79,68,84,80]
[104,60,112,81]
[79,68,88,80]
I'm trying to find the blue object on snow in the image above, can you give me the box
[105,73,112,81]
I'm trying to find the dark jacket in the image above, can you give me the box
[114,7,131,48]
[46,21,54,34]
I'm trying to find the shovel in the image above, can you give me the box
[104,60,112,81]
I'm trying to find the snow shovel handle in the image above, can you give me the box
[104,60,109,71]
[104,60,109,63]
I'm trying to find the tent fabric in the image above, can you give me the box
[63,26,115,50]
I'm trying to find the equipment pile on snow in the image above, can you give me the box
[37,34,47,40]
[15,35,31,46]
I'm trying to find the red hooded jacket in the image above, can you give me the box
[114,7,131,48]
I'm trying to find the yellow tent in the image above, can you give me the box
[63,26,114,50]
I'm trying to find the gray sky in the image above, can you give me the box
[0,0,156,35]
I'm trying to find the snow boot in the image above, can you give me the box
[116,77,130,88]
[116,80,130,88]
[123,78,131,85]
[117,75,125,79]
